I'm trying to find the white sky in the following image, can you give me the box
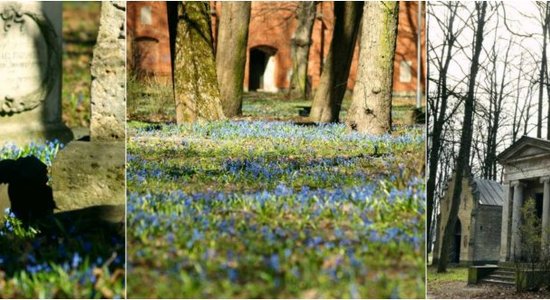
[429,1,549,167]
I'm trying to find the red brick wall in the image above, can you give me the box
[127,1,426,94]
[127,1,172,82]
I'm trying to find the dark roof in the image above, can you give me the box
[497,136,550,162]
[472,178,504,206]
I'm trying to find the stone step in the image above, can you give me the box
[481,278,515,285]
[493,270,515,277]
[488,274,515,281]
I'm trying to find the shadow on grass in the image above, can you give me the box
[0,204,124,278]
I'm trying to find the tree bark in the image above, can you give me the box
[173,2,225,123]
[216,2,251,117]
[345,1,399,134]
[289,1,317,100]
[438,2,487,273]
[309,1,363,123]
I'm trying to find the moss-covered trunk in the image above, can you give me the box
[215,2,251,117]
[173,2,225,123]
[289,1,316,100]
[309,2,363,123]
[345,2,399,134]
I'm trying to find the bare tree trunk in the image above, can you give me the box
[538,2,548,138]
[174,2,225,123]
[545,3,550,140]
[512,53,524,143]
[345,2,399,134]
[427,2,460,256]
[438,2,488,273]
[216,2,251,117]
[309,2,363,123]
[288,2,317,100]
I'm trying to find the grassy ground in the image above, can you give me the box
[126,93,426,297]
[61,1,100,128]
[427,266,550,299]
[127,79,419,124]
[0,142,124,298]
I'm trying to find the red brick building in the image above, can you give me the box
[127,2,425,97]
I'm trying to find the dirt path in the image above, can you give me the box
[428,281,550,299]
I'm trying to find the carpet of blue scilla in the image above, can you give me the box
[0,141,125,298]
[127,121,425,298]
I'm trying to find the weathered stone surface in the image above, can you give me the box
[0,2,72,146]
[433,175,503,265]
[51,141,124,211]
[0,184,8,217]
[90,1,126,141]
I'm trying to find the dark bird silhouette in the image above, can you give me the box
[0,156,56,224]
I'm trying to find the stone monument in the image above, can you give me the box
[0,2,72,146]
[51,2,125,219]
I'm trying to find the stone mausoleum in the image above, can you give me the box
[433,174,504,265]
[498,136,550,262]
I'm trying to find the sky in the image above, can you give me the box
[429,1,548,166]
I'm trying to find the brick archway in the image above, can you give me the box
[248,45,278,92]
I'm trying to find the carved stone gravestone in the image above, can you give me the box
[0,2,72,146]
[51,2,125,219]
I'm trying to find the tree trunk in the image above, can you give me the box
[427,2,460,256]
[309,1,363,123]
[538,2,548,139]
[173,2,225,123]
[289,1,317,100]
[545,3,550,140]
[438,2,487,273]
[216,2,251,117]
[345,1,399,134]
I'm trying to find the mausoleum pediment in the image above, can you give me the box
[497,136,550,163]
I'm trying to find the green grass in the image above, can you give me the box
[427,266,468,284]
[127,78,421,124]
[61,1,101,128]
[126,93,426,298]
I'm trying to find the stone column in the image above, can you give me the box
[541,176,550,253]
[500,183,512,262]
[510,180,525,260]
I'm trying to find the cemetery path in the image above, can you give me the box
[428,281,550,299]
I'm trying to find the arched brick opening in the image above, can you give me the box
[248,45,277,92]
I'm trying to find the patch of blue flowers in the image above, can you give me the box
[0,140,62,166]
[130,120,423,144]
[127,120,425,298]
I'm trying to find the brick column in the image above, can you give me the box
[541,176,550,253]
[510,180,524,260]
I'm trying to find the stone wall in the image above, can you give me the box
[472,205,502,264]
[432,176,475,265]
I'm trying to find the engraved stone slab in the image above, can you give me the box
[0,2,72,146]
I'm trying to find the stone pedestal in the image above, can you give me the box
[51,141,124,211]
[0,2,72,146]
[51,2,126,214]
